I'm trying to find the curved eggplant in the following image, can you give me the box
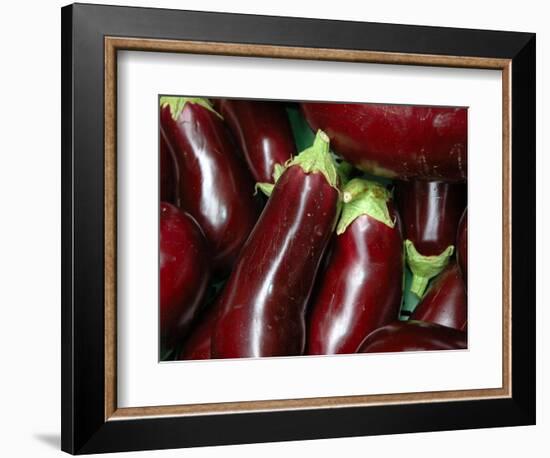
[301,102,467,181]
[212,131,340,358]
[215,99,296,184]
[358,321,467,353]
[395,180,466,297]
[410,263,467,331]
[307,179,403,355]
[160,97,261,272]
[160,202,211,348]
[457,209,468,284]
[160,130,178,205]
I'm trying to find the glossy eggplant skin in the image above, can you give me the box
[410,264,467,331]
[395,180,467,256]
[301,103,467,181]
[160,131,178,205]
[215,100,296,183]
[160,102,261,272]
[160,202,211,347]
[307,208,403,355]
[178,300,221,360]
[457,209,468,283]
[211,166,340,358]
[358,321,467,353]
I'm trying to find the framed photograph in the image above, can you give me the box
[61,3,536,454]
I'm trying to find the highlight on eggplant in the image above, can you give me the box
[301,102,467,182]
[158,96,469,360]
[215,99,296,185]
[410,263,467,331]
[160,96,261,273]
[211,130,341,358]
[358,321,467,353]
[307,178,403,355]
[395,180,466,297]
[160,202,211,352]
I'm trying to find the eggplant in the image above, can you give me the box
[358,321,467,353]
[307,179,403,355]
[215,99,296,184]
[395,180,466,297]
[457,208,468,284]
[301,102,467,181]
[160,97,261,272]
[211,130,340,358]
[178,299,221,360]
[160,202,211,348]
[410,263,467,331]
[160,130,178,205]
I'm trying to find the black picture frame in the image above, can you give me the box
[61,3,535,454]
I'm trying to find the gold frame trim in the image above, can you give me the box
[104,37,512,421]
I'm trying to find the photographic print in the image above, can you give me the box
[159,97,468,361]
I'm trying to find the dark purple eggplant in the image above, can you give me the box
[395,180,466,297]
[160,202,211,348]
[410,263,467,331]
[211,130,340,358]
[457,208,468,284]
[301,102,467,181]
[178,299,221,360]
[160,97,261,272]
[215,99,295,184]
[307,179,403,355]
[160,130,178,205]
[358,321,467,353]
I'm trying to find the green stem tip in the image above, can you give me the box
[336,178,394,235]
[159,96,222,120]
[257,130,339,198]
[287,130,339,189]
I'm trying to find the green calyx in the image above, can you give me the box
[255,182,274,196]
[335,159,354,186]
[255,130,338,197]
[405,240,454,298]
[336,178,394,235]
[159,96,222,120]
[288,129,339,189]
[255,163,286,197]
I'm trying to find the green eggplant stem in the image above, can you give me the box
[405,240,454,297]
[336,178,394,235]
[159,96,222,120]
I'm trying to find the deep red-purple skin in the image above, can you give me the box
[178,300,221,360]
[160,103,261,272]
[301,103,467,181]
[395,180,467,255]
[457,209,468,284]
[215,99,296,183]
[358,321,467,353]
[307,209,403,355]
[211,166,340,358]
[410,264,467,331]
[160,202,211,347]
[160,131,178,205]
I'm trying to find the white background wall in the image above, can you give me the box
[0,0,545,456]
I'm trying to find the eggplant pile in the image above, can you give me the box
[159,98,468,360]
